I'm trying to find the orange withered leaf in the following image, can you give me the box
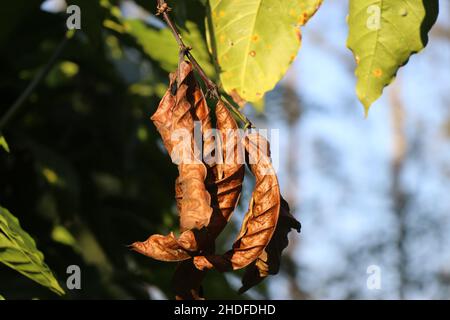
[131,61,213,261]
[150,72,177,155]
[239,196,301,293]
[130,233,190,261]
[189,76,215,168]
[193,132,281,271]
[206,101,245,239]
[171,62,212,232]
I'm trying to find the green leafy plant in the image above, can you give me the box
[347,0,439,113]
[0,136,9,153]
[206,0,322,103]
[0,0,441,299]
[0,206,64,296]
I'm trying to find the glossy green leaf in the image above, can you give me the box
[208,0,322,103]
[0,206,65,295]
[0,135,9,153]
[347,0,439,113]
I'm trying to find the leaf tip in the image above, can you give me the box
[0,135,10,153]
[356,91,374,118]
[363,106,370,119]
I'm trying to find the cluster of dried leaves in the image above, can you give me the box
[131,61,301,299]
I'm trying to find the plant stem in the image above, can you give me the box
[156,0,218,97]
[156,0,253,129]
[0,34,70,131]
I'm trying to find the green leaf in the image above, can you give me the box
[207,0,322,103]
[126,19,215,77]
[0,206,65,295]
[51,225,77,249]
[0,135,9,153]
[0,294,4,300]
[347,0,439,113]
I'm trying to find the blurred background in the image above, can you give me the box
[0,0,449,299]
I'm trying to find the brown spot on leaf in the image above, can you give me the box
[249,50,256,57]
[298,12,309,25]
[295,29,302,42]
[251,34,259,42]
[373,68,383,78]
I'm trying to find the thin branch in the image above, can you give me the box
[0,34,70,131]
[156,0,218,97]
[156,0,253,128]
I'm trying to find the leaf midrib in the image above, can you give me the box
[362,0,383,102]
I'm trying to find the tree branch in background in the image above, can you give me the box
[390,81,409,299]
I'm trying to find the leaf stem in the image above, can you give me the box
[156,0,253,129]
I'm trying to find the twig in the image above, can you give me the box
[156,0,218,97]
[156,0,253,129]
[0,34,70,131]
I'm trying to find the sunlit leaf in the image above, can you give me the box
[207,0,322,104]
[0,135,10,153]
[51,225,77,248]
[347,0,439,113]
[0,206,65,295]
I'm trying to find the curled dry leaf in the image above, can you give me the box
[173,73,212,231]
[174,100,245,251]
[150,72,177,155]
[131,233,190,262]
[171,100,245,300]
[131,61,213,260]
[132,61,299,298]
[193,132,280,272]
[206,101,245,239]
[190,77,215,168]
[239,196,301,293]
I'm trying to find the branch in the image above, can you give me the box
[156,0,218,97]
[156,0,253,128]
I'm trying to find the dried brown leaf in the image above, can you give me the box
[150,73,177,155]
[132,61,213,261]
[239,196,301,293]
[193,133,280,271]
[130,233,190,262]
[206,101,245,239]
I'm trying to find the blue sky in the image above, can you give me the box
[262,0,450,299]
